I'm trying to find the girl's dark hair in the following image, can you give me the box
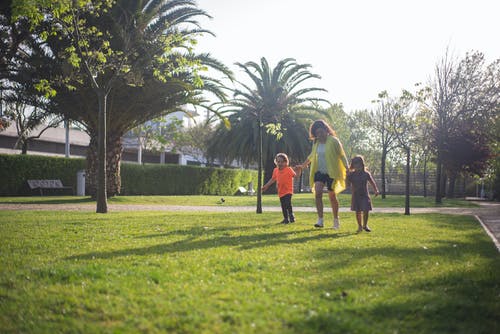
[309,120,337,141]
[274,153,289,165]
[350,155,367,171]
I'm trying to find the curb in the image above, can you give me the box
[475,215,500,253]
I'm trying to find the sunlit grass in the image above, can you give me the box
[0,210,497,333]
[0,194,479,208]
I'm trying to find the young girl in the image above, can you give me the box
[346,155,379,232]
[299,120,349,229]
[262,153,301,224]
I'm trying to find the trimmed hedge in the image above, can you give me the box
[0,154,86,196]
[0,154,258,196]
[120,163,258,195]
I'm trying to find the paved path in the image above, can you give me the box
[1,201,499,251]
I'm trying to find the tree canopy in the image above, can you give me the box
[8,0,232,211]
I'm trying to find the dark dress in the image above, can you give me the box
[347,170,375,212]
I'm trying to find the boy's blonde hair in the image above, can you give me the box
[274,153,289,165]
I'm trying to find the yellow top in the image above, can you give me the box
[307,135,349,194]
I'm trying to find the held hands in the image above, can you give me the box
[292,165,303,177]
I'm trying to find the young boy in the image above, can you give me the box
[262,153,301,224]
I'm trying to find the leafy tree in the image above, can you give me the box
[126,115,216,166]
[316,103,352,153]
[369,91,399,198]
[174,121,217,165]
[429,50,500,202]
[342,109,373,162]
[442,121,492,196]
[0,1,57,138]
[4,101,63,154]
[413,105,434,197]
[388,89,422,214]
[12,0,231,212]
[125,117,185,163]
[208,57,329,212]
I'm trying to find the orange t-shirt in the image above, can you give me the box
[272,167,296,198]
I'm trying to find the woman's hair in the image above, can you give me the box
[309,120,337,141]
[274,153,289,165]
[350,155,367,171]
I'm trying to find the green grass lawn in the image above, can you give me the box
[0,210,498,333]
[0,194,480,208]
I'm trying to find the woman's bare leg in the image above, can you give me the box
[314,182,324,218]
[328,191,339,218]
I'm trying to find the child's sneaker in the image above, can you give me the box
[363,225,372,232]
[280,219,290,224]
[333,218,340,230]
[289,215,295,223]
[314,218,324,228]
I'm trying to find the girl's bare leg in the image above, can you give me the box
[363,211,371,231]
[363,211,369,226]
[356,211,363,232]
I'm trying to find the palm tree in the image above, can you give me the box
[40,0,232,198]
[208,57,329,212]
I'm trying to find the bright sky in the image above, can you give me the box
[195,0,500,112]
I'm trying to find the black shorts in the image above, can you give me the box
[314,171,334,191]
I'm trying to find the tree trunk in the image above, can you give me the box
[298,170,303,193]
[263,159,276,193]
[404,147,410,215]
[21,140,28,154]
[435,153,442,204]
[96,90,108,213]
[380,149,387,199]
[107,132,123,196]
[441,172,447,198]
[86,130,123,198]
[256,117,262,213]
[86,134,98,198]
[423,155,427,198]
[447,172,457,198]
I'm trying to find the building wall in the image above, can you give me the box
[0,123,180,164]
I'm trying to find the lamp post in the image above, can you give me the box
[64,119,70,158]
[256,107,263,214]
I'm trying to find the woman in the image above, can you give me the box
[300,120,349,229]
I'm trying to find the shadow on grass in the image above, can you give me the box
[285,219,500,334]
[285,260,500,334]
[66,227,355,261]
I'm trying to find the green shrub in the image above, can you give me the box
[0,154,86,195]
[0,155,257,196]
[120,163,258,195]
